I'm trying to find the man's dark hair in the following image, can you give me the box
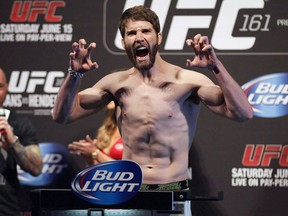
[118,5,160,38]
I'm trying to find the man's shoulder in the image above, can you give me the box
[8,111,33,126]
[101,68,129,78]
[109,68,133,76]
[176,67,205,78]
[101,68,134,83]
[165,63,202,77]
[174,68,213,88]
[8,110,22,120]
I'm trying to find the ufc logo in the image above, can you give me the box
[111,0,265,51]
[8,71,65,93]
[242,144,288,167]
[10,1,66,22]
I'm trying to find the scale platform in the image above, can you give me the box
[31,189,223,216]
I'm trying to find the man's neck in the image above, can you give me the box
[138,53,165,78]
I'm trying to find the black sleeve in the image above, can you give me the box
[8,112,38,147]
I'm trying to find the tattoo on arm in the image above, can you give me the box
[11,143,43,176]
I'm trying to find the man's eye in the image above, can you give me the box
[127,31,136,36]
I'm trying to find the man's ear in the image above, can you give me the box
[121,38,125,49]
[157,32,162,45]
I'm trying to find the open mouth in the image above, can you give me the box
[136,46,149,57]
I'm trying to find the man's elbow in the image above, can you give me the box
[237,115,253,123]
[236,107,254,122]
[31,167,42,177]
[29,161,43,177]
[52,115,69,124]
[51,109,70,124]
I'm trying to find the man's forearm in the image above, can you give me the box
[53,71,82,123]
[10,138,43,176]
[211,60,253,122]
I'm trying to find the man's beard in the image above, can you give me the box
[125,43,159,71]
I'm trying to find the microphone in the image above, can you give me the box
[0,109,7,139]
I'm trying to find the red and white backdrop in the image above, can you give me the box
[1,0,288,215]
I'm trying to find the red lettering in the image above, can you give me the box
[261,145,281,166]
[242,144,288,167]
[279,145,288,167]
[46,2,65,22]
[9,1,65,22]
[10,1,31,22]
[29,2,48,22]
[242,144,264,166]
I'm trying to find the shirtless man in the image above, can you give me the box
[53,5,253,189]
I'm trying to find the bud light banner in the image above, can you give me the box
[242,72,288,118]
[71,160,143,205]
[18,142,69,186]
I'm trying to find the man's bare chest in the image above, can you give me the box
[112,80,194,103]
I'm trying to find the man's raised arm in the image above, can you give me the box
[52,39,99,124]
[186,34,253,122]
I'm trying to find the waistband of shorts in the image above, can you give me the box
[140,179,189,190]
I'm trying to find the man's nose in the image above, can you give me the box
[135,32,144,42]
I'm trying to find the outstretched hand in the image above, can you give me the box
[186,34,218,70]
[68,134,97,157]
[70,39,99,73]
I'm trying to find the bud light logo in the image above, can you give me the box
[18,142,68,186]
[71,160,142,205]
[242,72,288,118]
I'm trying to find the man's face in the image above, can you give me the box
[121,20,161,71]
